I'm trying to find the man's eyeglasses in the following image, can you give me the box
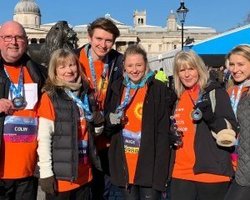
[0,35,27,42]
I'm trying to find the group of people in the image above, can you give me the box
[0,17,250,200]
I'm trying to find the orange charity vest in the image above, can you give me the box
[79,48,110,150]
[172,85,230,183]
[79,49,108,111]
[0,65,38,179]
[121,85,147,184]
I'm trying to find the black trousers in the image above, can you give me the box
[0,176,38,200]
[119,185,161,200]
[45,183,91,200]
[224,179,250,200]
[91,147,117,200]
[170,178,230,200]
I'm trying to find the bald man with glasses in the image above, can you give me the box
[0,21,46,200]
[0,35,27,43]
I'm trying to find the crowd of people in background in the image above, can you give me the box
[0,17,250,200]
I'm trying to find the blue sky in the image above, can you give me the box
[1,0,249,33]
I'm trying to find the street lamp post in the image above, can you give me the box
[176,0,189,50]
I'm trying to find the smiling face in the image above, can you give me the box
[229,53,250,83]
[178,63,199,89]
[0,21,27,63]
[88,28,114,61]
[124,53,147,84]
[56,57,78,83]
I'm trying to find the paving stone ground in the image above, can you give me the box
[37,186,45,200]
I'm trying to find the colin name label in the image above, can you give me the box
[3,116,38,143]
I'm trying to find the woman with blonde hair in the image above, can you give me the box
[37,48,103,200]
[105,44,176,199]
[170,50,237,200]
[225,45,250,200]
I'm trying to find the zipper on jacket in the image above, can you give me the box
[122,149,129,190]
[120,131,129,189]
[124,164,129,190]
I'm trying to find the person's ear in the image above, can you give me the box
[87,34,91,43]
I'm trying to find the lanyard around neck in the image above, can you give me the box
[230,84,243,116]
[116,71,153,117]
[87,48,109,93]
[116,82,138,118]
[187,89,204,121]
[64,89,93,122]
[187,89,203,107]
[4,66,24,99]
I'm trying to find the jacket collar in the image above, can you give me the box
[204,80,222,94]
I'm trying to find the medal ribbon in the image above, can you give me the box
[116,70,154,117]
[187,89,203,121]
[64,89,93,122]
[187,90,203,106]
[4,66,24,99]
[230,84,243,116]
[88,49,109,94]
[115,83,136,118]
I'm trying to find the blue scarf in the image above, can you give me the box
[123,70,154,89]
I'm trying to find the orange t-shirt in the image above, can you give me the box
[172,86,230,183]
[0,65,38,179]
[37,93,92,192]
[122,85,147,184]
[79,49,110,150]
[79,49,108,111]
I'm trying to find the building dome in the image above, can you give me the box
[13,0,41,28]
[14,0,41,16]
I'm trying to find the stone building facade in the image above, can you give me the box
[7,0,217,58]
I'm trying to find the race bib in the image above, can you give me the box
[4,116,38,143]
[122,129,141,154]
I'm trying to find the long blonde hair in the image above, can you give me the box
[173,50,209,98]
[44,48,87,94]
[226,45,250,91]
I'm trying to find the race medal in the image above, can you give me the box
[191,108,202,121]
[121,115,129,125]
[4,66,26,110]
[102,79,108,90]
[12,96,27,109]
